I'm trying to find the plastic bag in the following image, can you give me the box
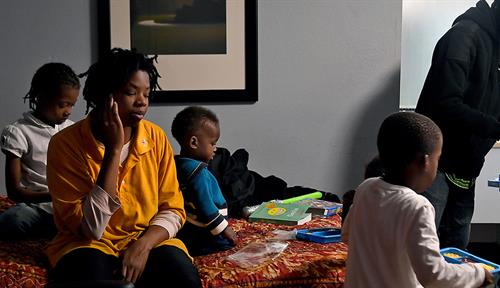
[270,229,297,240]
[226,241,288,268]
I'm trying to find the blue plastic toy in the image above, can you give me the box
[296,227,341,244]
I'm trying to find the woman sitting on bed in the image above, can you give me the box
[45,48,201,287]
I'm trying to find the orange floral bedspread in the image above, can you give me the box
[0,196,346,288]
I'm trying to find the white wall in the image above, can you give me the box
[400,0,481,109]
[473,148,500,223]
[0,1,402,200]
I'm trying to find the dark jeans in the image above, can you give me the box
[422,170,475,250]
[0,203,56,240]
[50,246,202,288]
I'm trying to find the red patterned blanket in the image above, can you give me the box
[0,196,346,287]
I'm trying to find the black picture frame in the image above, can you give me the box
[98,0,258,104]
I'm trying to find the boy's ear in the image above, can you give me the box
[418,153,430,171]
[189,135,199,149]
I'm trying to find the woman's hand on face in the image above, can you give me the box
[102,95,124,151]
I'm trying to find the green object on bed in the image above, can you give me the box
[280,191,323,204]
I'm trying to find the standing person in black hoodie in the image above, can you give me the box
[416,0,500,250]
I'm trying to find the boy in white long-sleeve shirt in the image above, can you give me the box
[342,112,493,288]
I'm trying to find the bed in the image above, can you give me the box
[0,196,346,287]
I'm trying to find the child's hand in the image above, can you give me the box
[481,268,494,287]
[222,226,239,246]
[102,95,124,151]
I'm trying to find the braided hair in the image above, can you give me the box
[80,48,161,114]
[23,63,80,111]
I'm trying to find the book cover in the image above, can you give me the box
[248,201,312,226]
[295,199,342,216]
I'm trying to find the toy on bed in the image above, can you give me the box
[441,247,500,274]
[194,215,347,287]
[296,227,342,244]
[0,195,347,288]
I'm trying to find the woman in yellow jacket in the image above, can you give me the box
[46,48,201,287]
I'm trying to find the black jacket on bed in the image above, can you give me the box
[208,147,340,218]
[416,0,500,178]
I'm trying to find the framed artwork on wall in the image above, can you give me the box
[98,0,258,104]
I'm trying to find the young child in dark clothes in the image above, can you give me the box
[171,106,238,256]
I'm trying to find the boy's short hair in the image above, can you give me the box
[377,112,441,173]
[171,106,219,144]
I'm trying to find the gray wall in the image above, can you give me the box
[0,0,401,198]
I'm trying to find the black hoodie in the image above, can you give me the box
[416,0,500,178]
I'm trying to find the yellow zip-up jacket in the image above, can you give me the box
[45,117,188,267]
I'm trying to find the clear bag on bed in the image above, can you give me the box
[225,241,289,268]
[270,229,297,240]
